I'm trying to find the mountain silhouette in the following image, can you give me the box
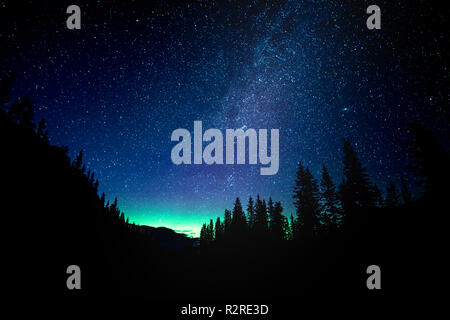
[139,226,196,249]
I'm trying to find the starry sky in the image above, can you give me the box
[1,0,448,237]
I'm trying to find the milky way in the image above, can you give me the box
[1,1,448,236]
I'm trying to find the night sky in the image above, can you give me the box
[1,0,448,236]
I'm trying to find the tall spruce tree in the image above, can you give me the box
[215,217,223,242]
[73,150,84,169]
[319,165,341,230]
[247,196,255,230]
[293,162,320,239]
[231,197,247,237]
[270,201,284,241]
[372,184,384,207]
[281,215,290,240]
[385,180,400,207]
[400,177,412,204]
[267,197,274,229]
[339,139,375,216]
[37,118,49,143]
[8,97,26,123]
[254,195,268,237]
[20,96,35,129]
[200,223,207,247]
[223,209,232,236]
[289,214,296,240]
[208,219,215,243]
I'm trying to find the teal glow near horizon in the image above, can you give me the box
[124,206,220,238]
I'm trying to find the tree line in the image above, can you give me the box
[200,139,415,247]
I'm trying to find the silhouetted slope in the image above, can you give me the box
[0,107,195,300]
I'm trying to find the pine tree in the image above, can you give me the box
[223,209,232,236]
[281,215,290,240]
[270,201,284,241]
[100,192,106,206]
[8,97,26,123]
[372,184,384,207]
[8,95,35,129]
[73,150,83,169]
[231,197,247,237]
[293,162,320,239]
[19,96,35,129]
[200,223,207,247]
[37,118,49,143]
[208,219,215,243]
[385,180,400,207]
[214,217,223,242]
[319,165,341,230]
[247,196,255,230]
[267,197,274,228]
[262,199,267,228]
[289,214,296,240]
[89,172,95,185]
[400,177,412,204]
[254,195,268,238]
[339,139,376,215]
[111,197,119,217]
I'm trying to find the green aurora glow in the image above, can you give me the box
[125,206,218,238]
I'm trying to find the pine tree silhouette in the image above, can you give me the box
[281,214,290,240]
[94,180,99,193]
[319,165,341,231]
[339,139,376,222]
[100,192,105,206]
[37,118,49,143]
[293,162,320,239]
[214,217,223,243]
[267,197,274,229]
[19,96,35,129]
[289,213,297,240]
[223,209,232,236]
[208,219,215,243]
[200,223,207,247]
[254,195,268,238]
[73,150,84,169]
[246,196,255,230]
[372,184,384,207]
[385,180,400,207]
[8,97,26,123]
[269,200,284,241]
[231,197,247,239]
[400,177,412,204]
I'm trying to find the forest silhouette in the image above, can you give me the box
[1,72,447,305]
